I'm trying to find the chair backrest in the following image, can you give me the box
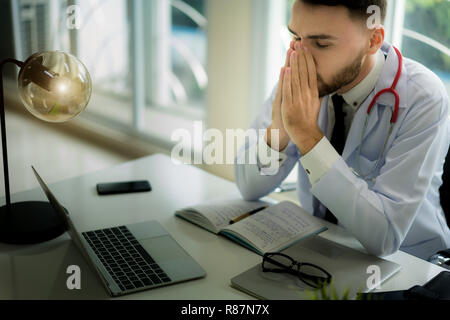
[439,148,450,228]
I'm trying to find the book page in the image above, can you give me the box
[177,198,269,232]
[222,201,326,253]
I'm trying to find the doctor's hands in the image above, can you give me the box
[266,41,324,155]
[281,42,324,155]
[265,42,295,151]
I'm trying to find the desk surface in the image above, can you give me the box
[0,154,446,299]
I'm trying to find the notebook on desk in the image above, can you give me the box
[230,235,401,300]
[175,198,327,255]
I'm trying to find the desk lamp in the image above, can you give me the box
[0,51,92,244]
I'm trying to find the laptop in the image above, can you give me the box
[31,166,206,297]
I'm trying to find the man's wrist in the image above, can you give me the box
[291,128,324,155]
[300,136,340,186]
[265,125,290,151]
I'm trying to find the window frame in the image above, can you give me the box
[385,0,450,63]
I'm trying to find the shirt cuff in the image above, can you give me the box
[300,137,340,186]
[256,135,287,175]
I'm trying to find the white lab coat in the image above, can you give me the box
[234,43,450,260]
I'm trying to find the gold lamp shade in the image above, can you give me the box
[17,51,92,123]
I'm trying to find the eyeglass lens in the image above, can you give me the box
[263,253,330,288]
[263,253,294,270]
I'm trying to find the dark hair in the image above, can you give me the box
[299,0,387,24]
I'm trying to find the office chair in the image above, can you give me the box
[439,148,450,228]
[429,148,450,269]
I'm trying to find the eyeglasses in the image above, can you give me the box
[262,252,332,289]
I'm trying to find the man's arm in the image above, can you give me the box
[234,83,300,201]
[277,41,449,256]
[313,92,449,256]
[235,42,302,200]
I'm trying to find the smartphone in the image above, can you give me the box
[96,180,151,195]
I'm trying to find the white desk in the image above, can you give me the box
[0,154,446,299]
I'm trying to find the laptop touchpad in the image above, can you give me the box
[139,236,189,262]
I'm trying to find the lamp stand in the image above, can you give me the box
[0,59,65,245]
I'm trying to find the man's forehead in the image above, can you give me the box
[287,25,339,40]
[289,2,358,39]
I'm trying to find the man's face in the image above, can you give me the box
[288,1,370,97]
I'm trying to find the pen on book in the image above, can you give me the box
[229,206,269,225]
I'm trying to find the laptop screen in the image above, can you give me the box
[31,166,71,232]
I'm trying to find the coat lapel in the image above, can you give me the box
[342,98,379,160]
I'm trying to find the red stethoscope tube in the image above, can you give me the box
[366,46,402,124]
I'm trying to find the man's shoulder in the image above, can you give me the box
[404,57,448,102]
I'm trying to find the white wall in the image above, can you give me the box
[206,0,253,181]
[205,0,285,181]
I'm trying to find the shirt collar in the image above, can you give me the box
[341,49,385,108]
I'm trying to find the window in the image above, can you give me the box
[170,0,207,109]
[12,0,208,149]
[386,0,450,96]
[75,0,133,125]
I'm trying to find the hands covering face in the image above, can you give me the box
[268,41,324,155]
[281,41,324,155]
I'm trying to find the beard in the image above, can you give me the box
[317,50,365,98]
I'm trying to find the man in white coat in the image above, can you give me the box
[234,0,450,260]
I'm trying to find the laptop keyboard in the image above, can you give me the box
[82,226,172,292]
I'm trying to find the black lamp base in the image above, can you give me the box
[0,201,65,245]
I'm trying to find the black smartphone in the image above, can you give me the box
[96,180,151,195]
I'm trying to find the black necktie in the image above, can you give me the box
[330,94,346,155]
[324,94,346,224]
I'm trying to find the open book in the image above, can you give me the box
[175,199,327,255]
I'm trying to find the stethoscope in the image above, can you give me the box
[352,46,403,182]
